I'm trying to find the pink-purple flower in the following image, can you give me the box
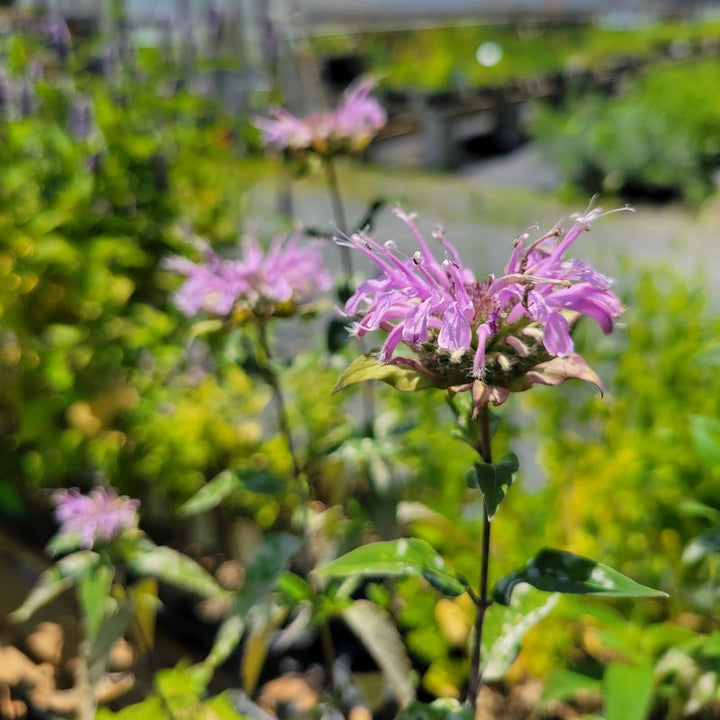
[54,487,139,549]
[164,234,331,319]
[340,204,626,407]
[254,78,387,156]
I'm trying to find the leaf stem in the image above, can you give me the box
[467,404,494,710]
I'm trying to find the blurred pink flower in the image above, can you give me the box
[165,234,331,319]
[341,204,626,408]
[255,78,387,156]
[54,487,139,549]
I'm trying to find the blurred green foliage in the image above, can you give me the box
[532,59,720,203]
[310,19,720,91]
[0,38,278,512]
[3,19,720,719]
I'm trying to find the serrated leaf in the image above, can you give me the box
[180,471,242,516]
[605,662,654,720]
[79,561,114,645]
[481,586,558,681]
[494,548,667,606]
[333,353,442,395]
[690,415,720,467]
[471,453,519,519]
[342,600,415,707]
[10,551,99,623]
[128,542,224,598]
[316,539,468,597]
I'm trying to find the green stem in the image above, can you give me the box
[323,156,353,278]
[256,321,338,694]
[323,155,376,437]
[467,404,494,710]
[76,641,97,720]
[257,320,302,482]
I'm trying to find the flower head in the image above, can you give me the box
[340,204,626,409]
[54,487,139,549]
[254,78,387,157]
[165,233,331,319]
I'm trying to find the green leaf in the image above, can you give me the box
[46,531,84,557]
[604,662,654,720]
[678,499,720,523]
[10,551,99,623]
[180,470,241,516]
[238,469,285,496]
[241,600,287,695]
[235,533,302,616]
[276,572,311,603]
[682,528,720,563]
[78,561,114,645]
[396,699,472,720]
[316,539,469,597]
[201,534,300,671]
[180,469,286,517]
[541,669,602,703]
[493,548,668,606]
[86,599,133,685]
[128,542,224,598]
[203,614,246,672]
[471,453,519,519]
[690,415,720,467]
[481,585,559,682]
[342,600,415,707]
[333,353,442,395]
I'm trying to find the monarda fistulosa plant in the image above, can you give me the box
[11,487,225,720]
[319,202,667,714]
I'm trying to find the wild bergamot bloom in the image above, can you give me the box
[164,234,331,320]
[338,204,625,409]
[254,77,387,157]
[54,487,139,549]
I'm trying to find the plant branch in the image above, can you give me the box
[467,404,494,710]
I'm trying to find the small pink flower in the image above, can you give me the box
[254,77,387,157]
[54,487,139,549]
[164,234,331,319]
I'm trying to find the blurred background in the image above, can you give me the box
[1,1,720,718]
